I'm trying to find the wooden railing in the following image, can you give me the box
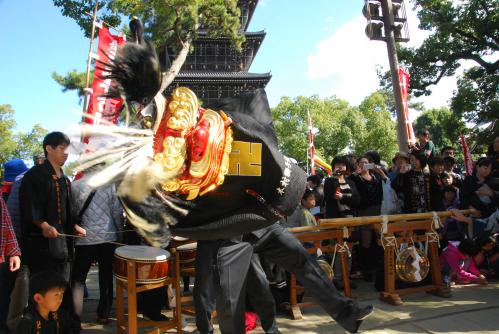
[286,209,476,318]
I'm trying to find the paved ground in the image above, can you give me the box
[81,268,499,333]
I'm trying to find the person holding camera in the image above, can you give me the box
[391,152,430,213]
[351,155,387,281]
[323,156,360,288]
[323,156,360,219]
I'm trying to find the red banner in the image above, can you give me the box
[460,134,474,176]
[399,68,416,145]
[85,27,126,127]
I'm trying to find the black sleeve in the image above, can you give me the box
[20,169,48,229]
[12,317,35,334]
[460,176,475,209]
[339,179,360,209]
[323,177,336,207]
[60,310,81,334]
[391,171,405,192]
[350,174,363,196]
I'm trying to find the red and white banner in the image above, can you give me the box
[307,109,315,175]
[460,134,474,176]
[399,68,416,145]
[85,27,126,128]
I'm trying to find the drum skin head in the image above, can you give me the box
[115,245,170,261]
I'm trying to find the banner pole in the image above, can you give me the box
[83,10,129,37]
[307,109,315,175]
[81,0,99,128]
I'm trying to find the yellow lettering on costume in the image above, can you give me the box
[228,141,262,176]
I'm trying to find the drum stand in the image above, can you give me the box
[115,249,183,334]
[169,239,217,322]
[289,228,353,320]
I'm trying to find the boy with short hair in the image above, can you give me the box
[413,129,436,158]
[299,189,318,227]
[13,271,79,334]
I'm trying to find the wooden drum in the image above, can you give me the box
[177,242,197,272]
[113,245,170,284]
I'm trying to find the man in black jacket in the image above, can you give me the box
[20,132,85,279]
[19,132,84,330]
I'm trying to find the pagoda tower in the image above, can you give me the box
[161,0,271,104]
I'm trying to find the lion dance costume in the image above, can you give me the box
[78,34,305,247]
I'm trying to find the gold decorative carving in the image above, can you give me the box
[154,87,233,200]
[167,87,199,134]
[154,136,186,192]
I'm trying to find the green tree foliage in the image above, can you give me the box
[110,0,244,51]
[271,96,353,166]
[271,93,398,168]
[52,70,91,103]
[353,92,398,162]
[13,124,48,162]
[397,0,498,140]
[413,107,468,150]
[53,1,121,39]
[0,105,18,166]
[52,0,244,93]
[0,105,48,177]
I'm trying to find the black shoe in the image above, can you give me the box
[339,304,374,333]
[357,304,374,320]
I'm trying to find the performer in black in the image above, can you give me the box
[194,240,280,334]
[79,20,373,334]
[20,132,80,279]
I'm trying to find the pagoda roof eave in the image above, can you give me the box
[173,71,272,83]
[243,31,266,71]
[195,30,266,40]
[243,0,259,31]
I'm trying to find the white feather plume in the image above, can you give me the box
[75,123,172,202]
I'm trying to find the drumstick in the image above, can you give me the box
[57,233,127,246]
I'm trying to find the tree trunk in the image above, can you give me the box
[159,37,192,92]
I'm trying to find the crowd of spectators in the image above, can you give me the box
[285,131,499,289]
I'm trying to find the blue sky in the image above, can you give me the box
[0,0,456,135]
